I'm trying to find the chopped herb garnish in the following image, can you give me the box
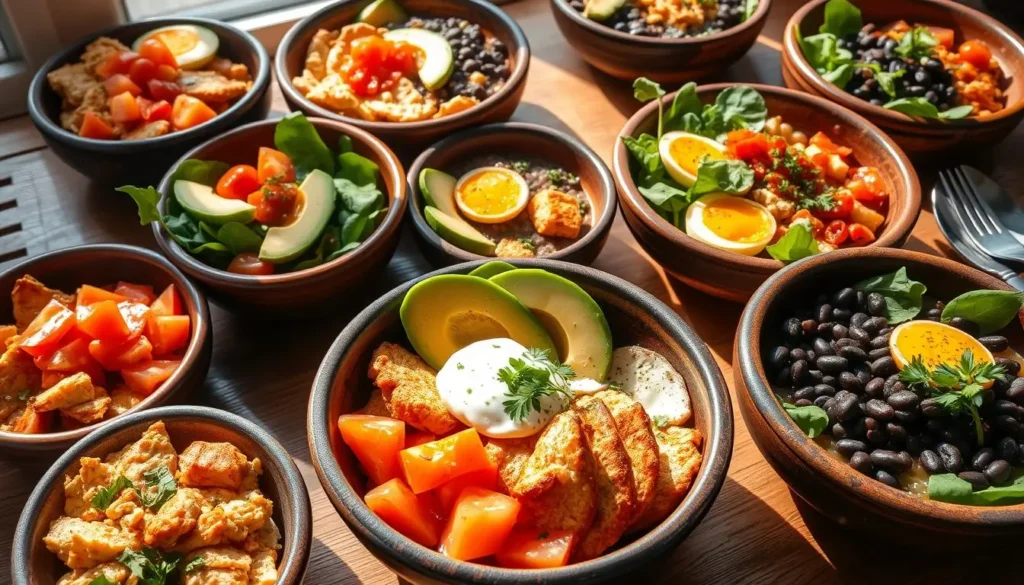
[16,388,31,401]
[512,161,530,174]
[517,237,536,252]
[578,200,589,215]
[500,348,575,422]
[91,476,134,510]
[652,415,670,428]
[88,577,117,585]
[117,547,185,585]
[134,465,177,511]
[456,363,464,370]
[183,557,205,573]
[466,388,473,395]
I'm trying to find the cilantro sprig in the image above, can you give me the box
[91,476,134,510]
[500,348,575,422]
[91,465,177,513]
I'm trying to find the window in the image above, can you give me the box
[0,2,62,118]
[123,0,313,21]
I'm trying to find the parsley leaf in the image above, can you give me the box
[894,26,938,60]
[91,476,134,510]
[183,557,205,573]
[134,466,177,511]
[117,547,185,585]
[500,348,575,422]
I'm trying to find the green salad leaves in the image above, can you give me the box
[941,289,1024,335]
[854,267,927,324]
[117,546,201,585]
[765,222,819,262]
[929,473,1024,506]
[780,398,829,438]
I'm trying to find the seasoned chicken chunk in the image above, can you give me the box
[248,548,279,585]
[62,386,110,424]
[174,490,274,552]
[595,390,659,524]
[31,372,95,412]
[301,28,339,80]
[178,441,250,490]
[44,516,139,569]
[369,342,462,435]
[80,37,130,74]
[495,238,535,259]
[46,64,103,109]
[183,547,253,585]
[56,562,131,585]
[63,456,114,520]
[0,343,41,422]
[179,71,251,103]
[354,388,391,417]
[630,426,703,531]
[528,189,583,239]
[124,120,171,140]
[144,487,203,548]
[11,275,76,331]
[105,421,178,484]
[106,385,143,418]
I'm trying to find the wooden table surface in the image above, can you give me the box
[3,0,1023,582]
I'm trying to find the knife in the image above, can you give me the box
[958,165,1024,245]
[932,184,1024,291]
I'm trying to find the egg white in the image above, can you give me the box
[133,25,219,70]
[685,193,776,256]
[453,166,530,224]
[658,131,728,188]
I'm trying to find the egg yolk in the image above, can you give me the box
[152,29,200,56]
[668,137,725,176]
[702,198,772,243]
[890,320,992,369]
[456,170,522,216]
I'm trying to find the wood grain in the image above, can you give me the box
[1,0,1022,583]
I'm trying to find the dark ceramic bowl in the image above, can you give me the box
[549,0,771,84]
[153,117,407,314]
[275,0,530,152]
[28,17,272,185]
[407,122,617,267]
[0,244,211,455]
[735,248,1024,546]
[782,0,1024,156]
[613,82,922,302]
[307,258,732,584]
[11,405,312,584]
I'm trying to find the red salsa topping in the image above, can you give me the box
[341,36,420,97]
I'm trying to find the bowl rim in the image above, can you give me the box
[152,116,407,287]
[0,244,211,449]
[406,121,619,263]
[736,247,1024,525]
[612,82,922,274]
[548,0,772,46]
[10,404,313,585]
[307,257,734,582]
[27,16,272,151]
[782,0,1024,128]
[273,0,530,131]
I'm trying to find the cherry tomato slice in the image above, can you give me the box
[959,40,993,71]
[257,147,296,183]
[137,37,178,69]
[228,253,275,276]
[216,165,261,200]
[823,220,849,247]
[129,57,158,87]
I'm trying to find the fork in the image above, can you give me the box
[938,166,1024,265]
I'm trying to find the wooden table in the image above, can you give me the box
[2,0,1022,582]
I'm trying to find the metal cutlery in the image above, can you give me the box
[937,166,1024,265]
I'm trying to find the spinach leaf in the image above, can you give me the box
[854,267,927,324]
[330,242,361,260]
[821,62,856,87]
[118,547,184,585]
[941,289,1024,334]
[929,473,1024,506]
[274,111,335,178]
[894,26,938,60]
[800,33,854,74]
[336,151,380,186]
[690,159,755,198]
[292,225,342,271]
[820,0,862,38]
[766,222,819,262]
[215,222,263,255]
[91,476,133,510]
[336,178,383,215]
[884,98,973,120]
[622,134,662,175]
[633,77,666,138]
[117,185,163,225]
[780,399,829,438]
[714,85,767,133]
[744,0,758,21]
[856,63,904,98]
[665,82,701,132]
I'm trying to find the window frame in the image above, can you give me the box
[0,0,62,118]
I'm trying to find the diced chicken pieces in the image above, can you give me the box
[0,405,49,433]
[63,456,114,520]
[124,120,171,140]
[0,324,17,345]
[182,547,253,585]
[369,342,462,435]
[179,71,251,103]
[528,189,583,239]
[248,549,279,585]
[434,95,478,119]
[175,490,274,552]
[630,426,703,532]
[79,37,130,75]
[62,386,110,424]
[56,562,131,585]
[105,421,178,484]
[105,489,146,537]
[31,372,95,413]
[495,238,536,259]
[144,487,203,548]
[301,28,340,80]
[11,275,76,331]
[354,388,391,417]
[44,517,139,569]
[242,517,281,555]
[178,441,251,490]
[0,343,41,422]
[751,188,795,221]
[106,385,144,419]
[46,64,103,109]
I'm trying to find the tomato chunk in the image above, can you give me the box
[848,223,876,245]
[405,430,436,449]
[364,478,445,548]
[76,300,129,343]
[109,92,141,124]
[227,253,275,276]
[809,132,853,158]
[149,284,183,317]
[89,335,153,370]
[400,429,491,494]
[928,26,956,49]
[959,40,993,71]
[102,74,141,97]
[147,315,190,357]
[435,460,498,512]
[96,51,139,79]
[338,414,406,485]
[79,112,115,140]
[117,301,150,340]
[9,408,52,434]
[439,487,520,561]
[148,79,183,103]
[171,94,217,130]
[18,300,76,357]
[34,337,94,372]
[216,165,261,200]
[495,529,575,569]
[140,98,173,123]
[121,359,180,395]
[78,284,127,306]
[114,282,156,305]
[138,38,178,69]
[257,147,296,183]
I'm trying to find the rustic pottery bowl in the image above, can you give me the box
[153,117,406,314]
[307,258,733,584]
[28,17,272,185]
[613,82,921,302]
[0,244,211,456]
[549,0,771,84]
[11,405,312,584]
[781,0,1024,156]
[735,247,1024,546]
[407,122,617,267]
[275,0,530,152]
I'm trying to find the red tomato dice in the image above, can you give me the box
[216,165,261,200]
[121,359,180,395]
[18,300,76,357]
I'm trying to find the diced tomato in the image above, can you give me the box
[216,165,261,200]
[439,487,521,561]
[405,430,436,449]
[727,133,772,161]
[76,300,130,343]
[147,315,190,357]
[79,112,115,140]
[400,429,492,494]
[113,282,156,305]
[121,359,180,395]
[95,51,139,79]
[140,98,173,122]
[33,337,93,372]
[848,223,876,245]
[959,40,992,71]
[928,26,956,49]
[338,414,406,485]
[88,335,153,370]
[364,478,445,547]
[102,74,141,97]
[138,38,178,69]
[155,64,179,82]
[9,408,52,434]
[149,284,183,317]
[257,147,296,183]
[249,182,299,226]
[148,79,184,103]
[109,92,141,124]
[171,94,217,130]
[823,220,849,247]
[435,461,498,512]
[17,300,76,357]
[41,370,67,389]
[77,284,127,306]
[118,301,150,340]
[790,209,825,237]
[495,529,575,569]
[227,253,275,276]
[813,189,854,221]
[128,57,158,87]
[809,132,853,158]
[846,167,888,211]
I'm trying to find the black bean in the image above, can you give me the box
[985,460,1012,484]
[794,399,813,407]
[839,371,862,392]
[833,422,849,439]
[839,346,869,363]
[870,449,912,472]
[869,335,890,350]
[816,355,848,375]
[816,322,833,335]
[833,309,852,322]
[794,386,816,401]
[925,307,942,321]
[807,369,824,384]
[995,400,1021,418]
[774,366,791,386]
[790,348,809,362]
[998,437,1018,461]
[906,434,928,456]
[921,450,945,474]
[813,395,832,408]
[813,337,835,357]
[837,438,869,457]
[856,368,873,388]
[846,452,871,475]
[895,409,917,424]
[1007,378,1024,404]
[938,443,965,474]
[814,384,837,397]
[886,422,908,444]
[816,304,833,323]
[959,471,990,490]
[865,377,885,398]
[834,338,864,351]
[920,397,945,417]
[864,399,895,420]
[822,375,838,387]
[790,360,808,385]
[978,335,1009,352]
[831,287,856,308]
[850,312,869,327]
[995,415,1021,435]
[866,292,886,316]
[870,356,898,378]
[768,346,790,370]
[461,59,480,73]
[848,326,871,344]
[971,448,996,471]
[996,357,1021,377]
[831,324,850,341]
[948,317,980,337]
[863,317,888,335]
[875,469,900,488]
[886,390,918,411]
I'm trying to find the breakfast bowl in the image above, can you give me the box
[781,0,1024,156]
[735,247,1024,546]
[11,404,312,584]
[549,0,771,84]
[308,258,732,584]
[28,17,272,185]
[613,81,921,302]
[407,122,617,267]
[0,244,211,456]
[137,115,406,314]
[275,0,530,151]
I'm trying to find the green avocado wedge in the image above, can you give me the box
[469,261,517,279]
[383,28,454,91]
[357,0,408,26]
[174,180,256,226]
[583,0,626,21]
[424,206,496,256]
[419,168,458,216]
[259,169,336,264]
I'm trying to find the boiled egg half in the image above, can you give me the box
[133,25,219,70]
[888,320,994,370]
[454,166,530,224]
[659,131,730,188]
[684,193,776,256]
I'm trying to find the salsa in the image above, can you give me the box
[341,36,420,97]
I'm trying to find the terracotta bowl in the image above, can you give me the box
[307,258,732,584]
[275,0,530,153]
[549,0,771,84]
[153,117,407,314]
[11,405,312,584]
[613,82,922,302]
[735,247,1024,546]
[28,17,272,186]
[0,244,211,455]
[781,0,1024,156]
[406,122,617,268]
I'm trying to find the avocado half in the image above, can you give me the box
[469,261,517,279]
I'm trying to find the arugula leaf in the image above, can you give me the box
[91,476,134,510]
[929,473,1024,506]
[690,159,755,198]
[894,26,938,60]
[274,111,335,178]
[854,267,927,324]
[744,0,758,21]
[714,85,767,134]
[941,289,1024,334]
[500,348,575,422]
[766,222,819,262]
[819,0,862,38]
[780,399,829,438]
[215,222,263,255]
[135,465,177,511]
[884,98,973,120]
[633,77,666,138]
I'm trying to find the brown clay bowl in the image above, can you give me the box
[27,17,272,186]
[735,247,1024,546]
[613,82,922,302]
[153,117,407,314]
[0,244,211,456]
[275,0,530,153]
[307,258,733,584]
[11,405,312,584]
[549,0,771,84]
[406,122,617,267]
[781,0,1024,156]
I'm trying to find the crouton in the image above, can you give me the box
[528,189,583,239]
[368,342,462,435]
[43,516,139,569]
[495,238,535,259]
[630,426,703,532]
[61,386,109,424]
[179,71,251,103]
[177,441,251,490]
[56,562,131,585]
[182,547,252,585]
[31,372,95,412]
[354,388,391,417]
[11,275,76,331]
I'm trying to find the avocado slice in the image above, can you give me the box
[424,206,496,256]
[383,28,454,91]
[490,269,613,380]
[583,0,626,21]
[357,0,408,26]
[174,180,256,226]
[259,169,336,264]
[469,261,517,279]
[420,168,459,216]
